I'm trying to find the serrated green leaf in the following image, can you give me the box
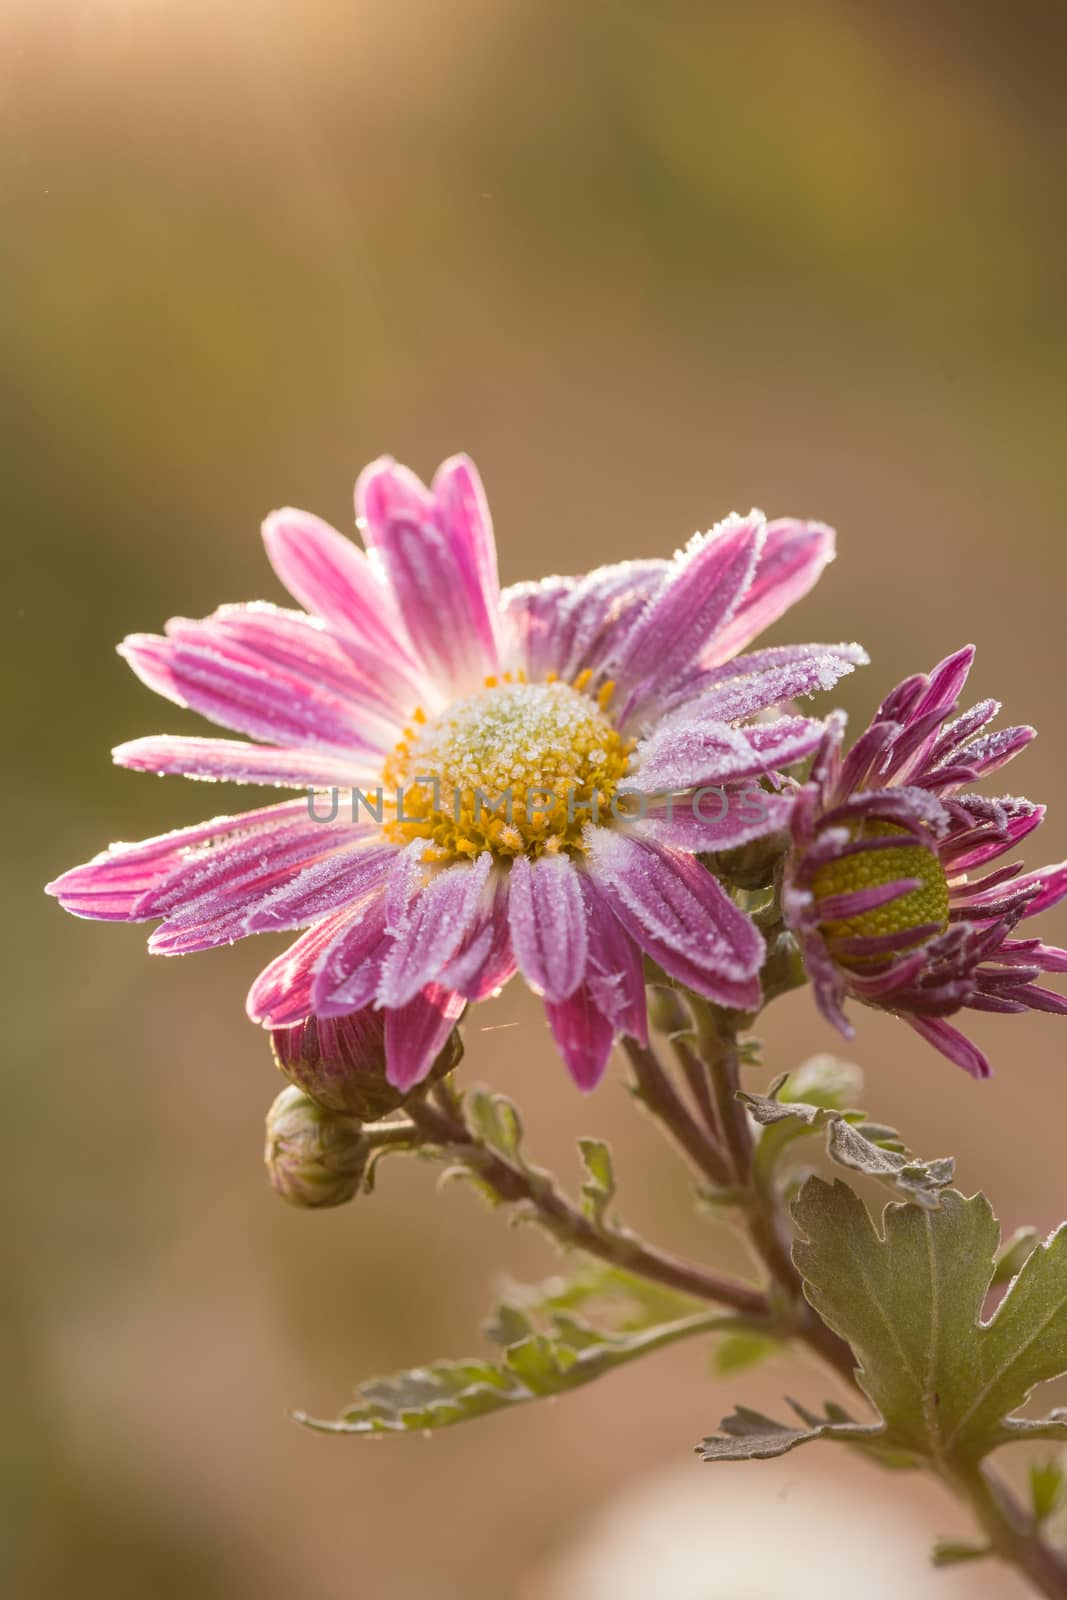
[298,1305,726,1436]
[577,1137,616,1228]
[792,1180,1067,1464]
[697,1398,881,1462]
[742,1086,953,1207]
[993,1226,1041,1287]
[931,1538,992,1568]
[504,1259,704,1331]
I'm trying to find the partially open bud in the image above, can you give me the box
[264,1084,368,1208]
[271,1011,463,1120]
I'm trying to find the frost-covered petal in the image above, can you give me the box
[637,789,795,853]
[703,517,836,666]
[438,874,516,1001]
[544,989,616,1092]
[384,985,466,1092]
[356,456,499,693]
[262,507,417,669]
[905,1015,992,1080]
[631,713,823,794]
[508,854,588,1003]
[376,854,494,1008]
[610,512,765,721]
[45,800,310,921]
[247,910,359,1029]
[112,735,374,790]
[585,829,763,1008]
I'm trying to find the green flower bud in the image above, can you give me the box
[271,1011,463,1120]
[264,1085,368,1209]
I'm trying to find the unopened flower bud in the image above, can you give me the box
[264,1084,368,1209]
[271,1010,463,1120]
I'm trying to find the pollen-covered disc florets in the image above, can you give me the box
[812,821,950,968]
[383,674,633,861]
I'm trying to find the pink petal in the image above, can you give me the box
[247,910,358,1029]
[544,989,615,1092]
[243,843,398,933]
[112,735,374,789]
[581,875,648,1045]
[664,645,866,726]
[438,873,517,1000]
[638,789,795,852]
[119,616,396,760]
[703,518,836,666]
[611,512,765,721]
[384,985,466,1092]
[585,829,763,1007]
[356,456,500,693]
[376,854,495,1007]
[508,854,588,1003]
[45,800,309,921]
[310,894,393,1016]
[262,507,418,670]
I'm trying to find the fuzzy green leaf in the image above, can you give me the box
[697,1399,881,1462]
[301,1296,726,1436]
[712,1331,781,1376]
[792,1180,1067,1464]
[1031,1458,1067,1523]
[993,1226,1041,1287]
[742,1084,952,1207]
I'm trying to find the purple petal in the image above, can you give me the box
[581,875,648,1045]
[243,843,397,934]
[702,517,836,665]
[906,1014,992,1080]
[632,713,823,794]
[384,985,466,1092]
[815,878,922,922]
[665,645,866,726]
[508,854,588,1002]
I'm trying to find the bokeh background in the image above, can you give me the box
[5,2,1067,1595]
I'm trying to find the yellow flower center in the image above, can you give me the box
[382,673,633,862]
[812,820,950,968]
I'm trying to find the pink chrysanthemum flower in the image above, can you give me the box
[48,455,863,1091]
[783,645,1067,1079]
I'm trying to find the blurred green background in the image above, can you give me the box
[4,2,1067,1595]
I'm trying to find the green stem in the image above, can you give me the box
[405,1091,768,1320]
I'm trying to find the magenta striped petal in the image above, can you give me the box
[356,456,499,693]
[432,455,502,664]
[439,874,516,1000]
[631,714,822,794]
[45,800,309,921]
[261,507,417,669]
[243,843,398,934]
[581,875,647,1045]
[310,895,393,1016]
[668,646,866,727]
[377,854,494,1008]
[815,879,921,922]
[906,1015,992,1079]
[544,989,616,1092]
[703,517,836,666]
[384,985,466,1091]
[611,512,765,720]
[119,623,395,759]
[508,854,588,1003]
[112,736,374,789]
[246,910,358,1029]
[638,789,795,852]
[585,829,763,1007]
